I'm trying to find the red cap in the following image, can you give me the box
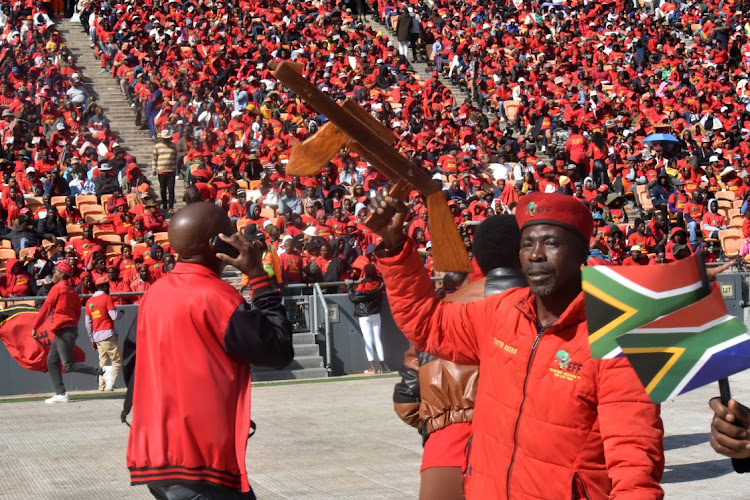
[515,192,593,242]
[55,261,74,277]
[115,197,128,207]
[95,277,109,286]
[542,166,554,174]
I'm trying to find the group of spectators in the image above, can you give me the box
[0,3,181,301]
[1,0,743,297]
[70,0,750,288]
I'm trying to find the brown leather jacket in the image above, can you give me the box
[393,268,526,438]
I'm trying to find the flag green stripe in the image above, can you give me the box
[616,317,747,403]
[584,270,704,358]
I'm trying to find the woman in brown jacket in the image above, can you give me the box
[393,215,525,500]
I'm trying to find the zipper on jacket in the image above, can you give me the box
[571,472,591,500]
[506,327,544,498]
[464,435,474,483]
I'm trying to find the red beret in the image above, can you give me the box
[95,277,109,286]
[55,261,74,277]
[516,192,593,241]
[542,166,554,174]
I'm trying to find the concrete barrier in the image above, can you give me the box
[0,305,138,396]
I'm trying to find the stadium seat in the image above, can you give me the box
[18,247,35,261]
[76,194,98,206]
[153,232,169,244]
[733,200,744,210]
[237,219,252,232]
[260,207,276,219]
[636,185,653,211]
[97,234,123,244]
[718,199,732,210]
[1,240,12,249]
[729,217,744,228]
[728,208,741,219]
[503,101,521,122]
[80,205,105,217]
[66,225,83,238]
[106,245,122,258]
[100,194,113,210]
[236,180,249,190]
[719,230,742,258]
[51,196,67,207]
[716,191,737,202]
[25,196,43,209]
[0,249,17,260]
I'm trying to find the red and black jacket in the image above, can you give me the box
[122,263,293,493]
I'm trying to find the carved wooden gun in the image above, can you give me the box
[270,61,473,273]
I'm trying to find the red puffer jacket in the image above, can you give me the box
[378,240,664,499]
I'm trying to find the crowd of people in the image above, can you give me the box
[4,0,750,290]
[0,2,179,299]
[66,0,750,295]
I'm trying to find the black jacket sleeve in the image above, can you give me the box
[223,275,294,369]
[121,320,137,422]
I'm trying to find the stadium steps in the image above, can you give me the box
[56,21,186,210]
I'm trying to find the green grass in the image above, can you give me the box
[0,373,400,403]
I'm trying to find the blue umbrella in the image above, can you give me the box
[642,133,680,145]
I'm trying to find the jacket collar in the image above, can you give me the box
[515,288,586,333]
[170,262,220,278]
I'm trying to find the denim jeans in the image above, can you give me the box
[47,327,102,395]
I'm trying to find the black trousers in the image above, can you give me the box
[47,327,102,395]
[158,172,176,209]
[148,482,256,500]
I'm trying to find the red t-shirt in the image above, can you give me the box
[279,252,304,282]
[85,292,115,332]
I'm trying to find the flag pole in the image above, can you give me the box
[697,250,732,405]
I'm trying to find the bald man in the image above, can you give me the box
[122,202,293,500]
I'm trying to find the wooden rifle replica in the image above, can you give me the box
[270,60,473,273]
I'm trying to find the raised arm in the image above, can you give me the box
[368,190,494,365]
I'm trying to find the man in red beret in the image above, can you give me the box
[32,261,115,403]
[367,190,664,499]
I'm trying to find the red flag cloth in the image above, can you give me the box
[0,305,85,372]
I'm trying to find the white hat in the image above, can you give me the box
[56,122,65,130]
[303,226,318,237]
[630,245,642,253]
[99,163,112,171]
[709,155,720,163]
[71,73,80,81]
[355,202,368,216]
[160,129,172,139]
[720,166,736,177]
[25,167,35,174]
[282,235,294,244]
[393,121,402,128]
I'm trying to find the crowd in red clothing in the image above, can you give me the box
[66,0,750,284]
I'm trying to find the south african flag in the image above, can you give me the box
[616,286,750,404]
[582,253,706,359]
[582,253,750,404]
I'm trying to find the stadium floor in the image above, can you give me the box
[0,372,748,499]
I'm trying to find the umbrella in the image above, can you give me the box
[642,133,680,145]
